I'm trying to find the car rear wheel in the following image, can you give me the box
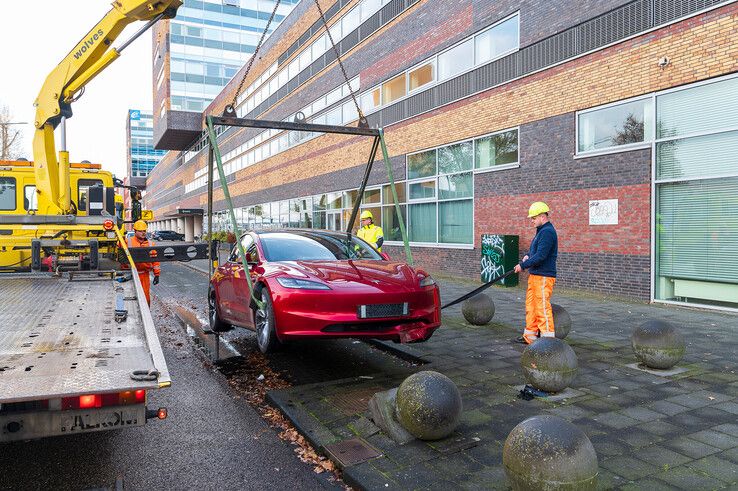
[254,288,281,353]
[209,288,232,333]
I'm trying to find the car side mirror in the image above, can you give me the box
[380,252,391,261]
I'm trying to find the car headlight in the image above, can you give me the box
[276,277,331,290]
[419,275,436,287]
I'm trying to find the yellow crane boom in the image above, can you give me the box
[32,0,181,215]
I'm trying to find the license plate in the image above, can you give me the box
[358,302,408,319]
[60,407,143,433]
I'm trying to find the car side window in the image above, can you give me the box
[229,234,255,263]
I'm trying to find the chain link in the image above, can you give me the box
[224,0,283,116]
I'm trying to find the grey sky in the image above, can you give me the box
[0,2,158,179]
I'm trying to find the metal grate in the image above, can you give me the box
[323,438,382,467]
[358,302,408,319]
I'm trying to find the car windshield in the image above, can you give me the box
[260,231,382,262]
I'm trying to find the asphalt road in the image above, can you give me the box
[0,284,333,491]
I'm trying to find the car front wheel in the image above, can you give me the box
[254,288,281,353]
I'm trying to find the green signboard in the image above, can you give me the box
[481,234,519,287]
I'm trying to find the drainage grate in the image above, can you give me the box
[323,437,382,467]
[330,385,383,415]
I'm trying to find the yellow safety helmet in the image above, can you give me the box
[528,201,550,218]
[133,220,148,231]
[360,210,374,220]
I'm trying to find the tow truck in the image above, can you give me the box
[0,0,188,442]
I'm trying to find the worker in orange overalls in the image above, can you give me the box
[514,202,558,344]
[125,220,161,305]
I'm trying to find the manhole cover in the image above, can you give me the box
[330,385,382,415]
[323,437,382,467]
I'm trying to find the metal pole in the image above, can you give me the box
[379,128,412,265]
[60,117,67,152]
[346,136,380,234]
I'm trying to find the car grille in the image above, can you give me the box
[357,302,409,319]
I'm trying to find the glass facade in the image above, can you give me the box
[128,110,167,177]
[654,76,738,309]
[167,0,298,112]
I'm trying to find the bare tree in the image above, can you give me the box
[0,105,24,160]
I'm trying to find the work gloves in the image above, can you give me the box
[153,275,160,285]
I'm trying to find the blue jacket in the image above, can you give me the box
[520,221,558,277]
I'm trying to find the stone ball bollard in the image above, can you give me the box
[395,371,462,440]
[521,338,578,393]
[631,320,685,369]
[462,293,495,325]
[551,303,572,339]
[503,415,598,491]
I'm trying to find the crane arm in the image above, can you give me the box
[33,0,181,215]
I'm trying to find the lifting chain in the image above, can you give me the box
[223,0,283,117]
[312,0,368,127]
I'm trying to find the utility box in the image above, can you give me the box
[481,234,519,287]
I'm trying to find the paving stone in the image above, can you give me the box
[545,404,592,421]
[635,444,693,468]
[713,422,738,438]
[342,460,401,491]
[595,469,626,491]
[620,406,663,422]
[654,465,727,490]
[594,411,640,429]
[687,455,738,485]
[648,400,691,416]
[618,478,681,491]
[618,427,663,449]
[600,455,658,480]
[713,401,738,415]
[461,466,509,490]
[663,436,722,459]
[589,435,629,457]
[687,429,738,450]
[720,447,738,465]
[637,419,682,437]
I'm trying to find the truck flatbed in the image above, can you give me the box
[0,272,170,404]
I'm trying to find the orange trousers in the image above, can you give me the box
[139,272,151,305]
[524,274,556,344]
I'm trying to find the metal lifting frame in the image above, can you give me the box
[204,115,414,311]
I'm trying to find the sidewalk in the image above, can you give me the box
[265,276,738,490]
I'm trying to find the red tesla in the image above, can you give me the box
[208,229,441,353]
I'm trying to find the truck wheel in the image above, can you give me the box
[208,288,232,333]
[254,288,281,354]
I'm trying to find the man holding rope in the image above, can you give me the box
[513,202,558,345]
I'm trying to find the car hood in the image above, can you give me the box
[268,260,421,292]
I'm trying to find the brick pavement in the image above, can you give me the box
[265,275,738,490]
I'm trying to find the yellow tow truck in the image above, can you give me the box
[0,159,122,271]
[0,0,185,442]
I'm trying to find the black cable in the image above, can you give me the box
[441,270,516,310]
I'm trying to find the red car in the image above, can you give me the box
[208,229,441,353]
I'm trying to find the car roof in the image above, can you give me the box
[246,229,356,240]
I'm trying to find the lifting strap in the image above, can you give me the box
[206,117,264,310]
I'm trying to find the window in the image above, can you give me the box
[438,39,473,80]
[0,177,16,211]
[409,180,436,200]
[577,98,653,153]
[475,15,519,64]
[24,185,37,211]
[382,73,406,104]
[360,87,381,113]
[407,150,436,179]
[77,179,103,214]
[409,203,436,243]
[363,188,381,204]
[408,63,434,92]
[438,142,473,174]
[475,129,518,169]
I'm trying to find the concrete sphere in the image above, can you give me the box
[551,303,572,339]
[462,293,495,325]
[503,415,598,491]
[521,338,578,393]
[395,371,462,440]
[631,320,685,369]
